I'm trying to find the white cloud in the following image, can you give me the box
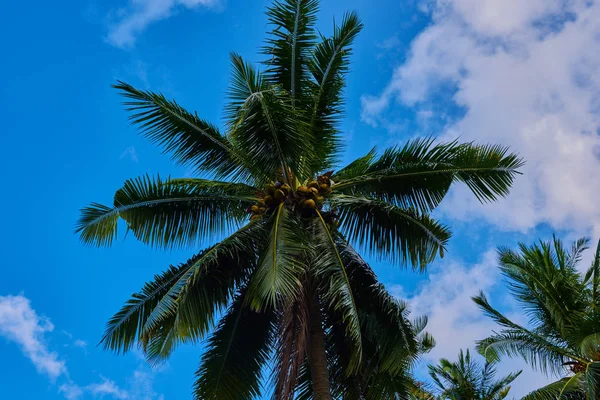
[106,0,223,49]
[60,369,164,400]
[362,0,600,236]
[0,295,67,380]
[59,382,85,400]
[88,378,130,399]
[394,251,553,397]
[1,293,162,400]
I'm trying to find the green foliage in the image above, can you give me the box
[77,0,523,398]
[428,349,521,400]
[475,237,600,400]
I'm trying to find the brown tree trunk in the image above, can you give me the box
[309,291,332,400]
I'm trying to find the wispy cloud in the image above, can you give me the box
[1,293,162,400]
[0,294,67,380]
[106,0,223,49]
[362,0,600,237]
[88,378,130,399]
[120,146,139,162]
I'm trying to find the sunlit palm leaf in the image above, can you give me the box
[521,375,585,400]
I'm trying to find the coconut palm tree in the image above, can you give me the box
[428,349,521,399]
[76,1,523,398]
[474,237,600,399]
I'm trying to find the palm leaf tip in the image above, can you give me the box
[112,81,253,181]
[75,202,119,247]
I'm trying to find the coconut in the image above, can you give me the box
[250,205,259,213]
[274,189,285,200]
[319,183,329,191]
[309,187,319,195]
[297,185,309,193]
[308,181,319,189]
[266,184,275,195]
[280,183,290,192]
[257,199,265,207]
[264,195,273,205]
[316,196,324,202]
[303,199,316,209]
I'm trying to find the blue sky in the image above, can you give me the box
[1,0,600,398]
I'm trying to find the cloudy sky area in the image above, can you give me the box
[1,0,599,398]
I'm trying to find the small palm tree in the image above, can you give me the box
[428,349,521,399]
[76,0,523,398]
[474,237,600,399]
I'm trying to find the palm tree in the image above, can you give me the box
[428,349,521,399]
[474,237,600,399]
[76,0,523,398]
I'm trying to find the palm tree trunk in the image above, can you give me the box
[309,291,332,400]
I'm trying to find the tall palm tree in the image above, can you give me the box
[76,1,523,398]
[474,237,600,399]
[428,349,521,399]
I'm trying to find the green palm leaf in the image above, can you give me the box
[311,210,362,371]
[76,175,255,248]
[332,138,524,213]
[194,288,276,400]
[227,53,313,183]
[247,203,306,310]
[100,220,266,358]
[113,81,253,181]
[338,239,422,375]
[263,0,318,102]
[332,194,451,269]
[307,11,363,171]
[521,375,585,400]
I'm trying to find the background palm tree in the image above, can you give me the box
[474,237,600,399]
[428,349,521,399]
[76,0,523,398]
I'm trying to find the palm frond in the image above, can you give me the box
[333,147,376,181]
[263,0,318,102]
[332,138,524,214]
[333,195,451,269]
[338,239,423,375]
[311,210,362,371]
[227,53,313,183]
[113,81,254,181]
[247,204,306,310]
[473,291,583,374]
[76,175,255,248]
[521,375,585,400]
[307,11,364,171]
[100,219,266,358]
[194,288,276,400]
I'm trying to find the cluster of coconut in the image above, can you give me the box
[249,181,291,219]
[295,174,332,211]
[247,173,333,219]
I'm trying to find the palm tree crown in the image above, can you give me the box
[76,0,523,398]
[475,237,600,399]
[428,349,521,400]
